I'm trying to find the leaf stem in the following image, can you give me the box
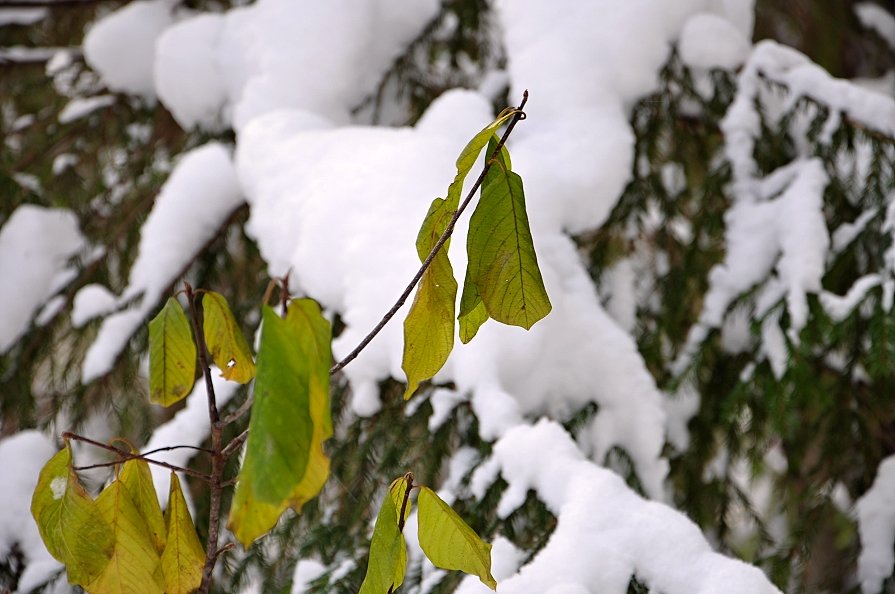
[330,91,529,375]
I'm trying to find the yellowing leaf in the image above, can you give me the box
[86,461,166,594]
[30,444,114,587]
[359,483,408,594]
[149,297,197,406]
[161,473,205,594]
[402,197,458,399]
[417,486,496,590]
[202,291,256,383]
[389,474,413,527]
[466,148,551,330]
[119,457,166,554]
[228,302,332,548]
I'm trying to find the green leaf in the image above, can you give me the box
[87,464,167,594]
[202,291,256,383]
[389,474,413,527]
[228,302,332,547]
[118,457,166,554]
[457,268,488,344]
[149,297,197,406]
[285,298,333,506]
[161,473,205,594]
[402,197,458,399]
[359,482,409,594]
[401,111,517,399]
[30,444,114,587]
[465,143,551,330]
[417,487,496,590]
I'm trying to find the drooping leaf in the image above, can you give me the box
[148,297,197,406]
[161,473,205,594]
[284,298,333,507]
[417,486,496,590]
[86,460,166,594]
[359,482,409,594]
[202,291,256,383]
[228,302,332,547]
[401,112,517,398]
[30,444,114,587]
[402,197,458,399]
[118,457,166,554]
[457,268,488,344]
[465,145,551,330]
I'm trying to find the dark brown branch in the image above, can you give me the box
[330,90,529,375]
[185,284,226,594]
[62,432,211,481]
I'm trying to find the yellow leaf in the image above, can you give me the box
[86,463,166,594]
[359,479,409,594]
[417,486,496,590]
[161,473,205,594]
[149,297,197,406]
[30,444,114,587]
[202,291,256,383]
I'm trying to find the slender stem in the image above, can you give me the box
[62,432,210,481]
[221,429,249,459]
[186,284,226,594]
[330,90,529,375]
[221,395,254,426]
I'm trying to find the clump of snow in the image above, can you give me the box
[0,8,47,26]
[855,2,895,50]
[0,431,62,589]
[464,420,782,594]
[83,0,175,98]
[72,283,117,327]
[679,13,750,70]
[82,142,243,382]
[0,205,85,354]
[58,95,116,124]
[153,0,440,131]
[857,455,895,594]
[820,274,882,322]
[290,559,326,594]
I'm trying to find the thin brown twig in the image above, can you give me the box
[221,429,249,459]
[221,395,254,426]
[185,284,226,594]
[330,90,529,375]
[62,432,210,481]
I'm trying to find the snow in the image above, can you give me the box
[153,0,440,131]
[58,95,115,124]
[83,0,175,98]
[820,274,882,322]
[857,455,895,593]
[52,153,78,176]
[0,205,85,354]
[71,283,117,327]
[82,142,243,382]
[0,431,63,589]
[0,8,47,26]
[290,559,326,594]
[856,2,895,50]
[679,12,750,70]
[462,420,782,594]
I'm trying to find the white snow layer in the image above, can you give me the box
[0,431,63,591]
[82,142,242,382]
[857,456,895,593]
[83,0,175,98]
[0,205,85,354]
[459,421,782,594]
[153,0,439,131]
[855,2,895,50]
